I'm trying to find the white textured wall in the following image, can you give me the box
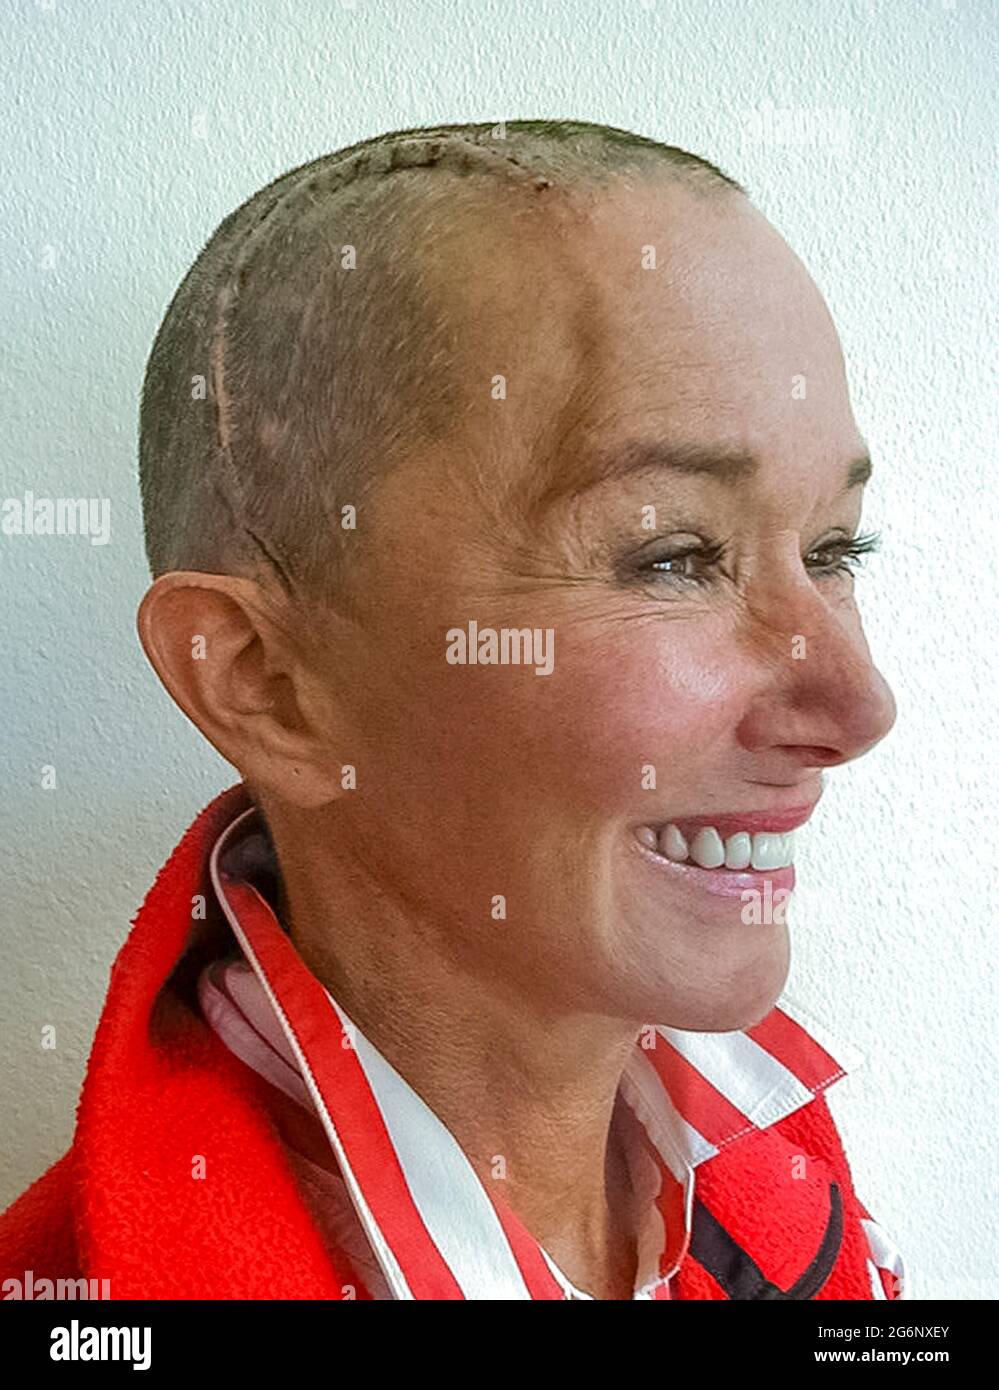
[1,0,996,1299]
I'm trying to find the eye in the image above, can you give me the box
[805,529,881,579]
[638,539,727,587]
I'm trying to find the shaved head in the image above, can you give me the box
[138,120,745,617]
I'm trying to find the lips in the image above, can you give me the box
[638,852,797,899]
[664,804,819,841]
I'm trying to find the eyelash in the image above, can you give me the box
[637,530,882,587]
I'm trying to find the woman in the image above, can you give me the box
[0,120,906,1300]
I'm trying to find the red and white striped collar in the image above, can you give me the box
[205,805,865,1301]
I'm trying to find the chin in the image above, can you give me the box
[679,988,787,1034]
[618,932,791,1033]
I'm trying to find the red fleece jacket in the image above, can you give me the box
[0,784,902,1300]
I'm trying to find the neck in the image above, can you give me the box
[267,806,643,1298]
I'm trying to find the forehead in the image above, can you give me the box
[417,179,860,516]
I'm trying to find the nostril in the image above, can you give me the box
[786,747,845,767]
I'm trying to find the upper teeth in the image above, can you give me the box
[638,824,796,870]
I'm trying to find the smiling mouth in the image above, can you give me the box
[630,804,818,897]
[632,831,797,899]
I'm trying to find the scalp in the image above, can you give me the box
[138,121,746,616]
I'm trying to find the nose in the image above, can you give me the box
[735,582,897,770]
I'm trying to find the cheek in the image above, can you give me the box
[545,627,750,811]
[388,620,752,818]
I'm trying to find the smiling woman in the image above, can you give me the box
[0,118,906,1303]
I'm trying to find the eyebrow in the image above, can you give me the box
[579,440,873,495]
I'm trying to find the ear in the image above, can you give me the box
[136,572,346,809]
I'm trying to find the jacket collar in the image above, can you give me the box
[73,783,364,1298]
